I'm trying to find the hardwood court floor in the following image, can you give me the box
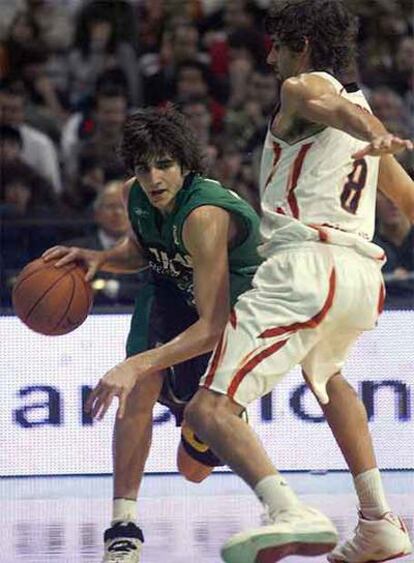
[0,472,413,563]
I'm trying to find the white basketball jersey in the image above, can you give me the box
[259,72,384,260]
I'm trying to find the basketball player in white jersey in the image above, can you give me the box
[184,1,414,562]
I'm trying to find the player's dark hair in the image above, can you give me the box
[119,105,206,175]
[265,0,358,74]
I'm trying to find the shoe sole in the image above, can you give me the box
[221,531,338,563]
[328,548,412,563]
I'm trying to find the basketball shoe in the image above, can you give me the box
[102,521,144,562]
[221,504,338,563]
[327,512,412,563]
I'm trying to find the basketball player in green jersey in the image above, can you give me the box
[43,106,262,562]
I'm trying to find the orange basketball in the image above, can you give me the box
[12,258,94,336]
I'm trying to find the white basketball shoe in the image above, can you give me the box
[102,521,144,562]
[328,512,412,563]
[221,504,338,563]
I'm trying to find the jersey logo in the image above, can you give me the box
[172,225,179,246]
[133,207,149,217]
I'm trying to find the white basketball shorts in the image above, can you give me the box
[200,242,385,406]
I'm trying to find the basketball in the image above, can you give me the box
[12,258,94,336]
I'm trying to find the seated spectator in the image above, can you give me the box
[179,96,218,172]
[61,150,106,218]
[0,124,24,163]
[140,21,210,106]
[0,80,62,192]
[374,191,414,309]
[0,161,61,300]
[61,83,128,181]
[0,9,43,81]
[68,4,140,108]
[64,180,146,306]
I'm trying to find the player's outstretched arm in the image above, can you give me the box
[378,154,414,222]
[282,74,413,157]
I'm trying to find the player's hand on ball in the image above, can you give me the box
[352,134,413,159]
[85,358,151,420]
[42,246,107,282]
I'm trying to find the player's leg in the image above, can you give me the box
[185,249,341,562]
[102,281,164,562]
[300,254,412,563]
[103,373,164,562]
[324,374,412,563]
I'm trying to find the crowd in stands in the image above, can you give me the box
[1,0,413,310]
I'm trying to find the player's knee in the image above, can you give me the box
[184,390,216,433]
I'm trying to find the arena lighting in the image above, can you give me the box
[1,312,413,475]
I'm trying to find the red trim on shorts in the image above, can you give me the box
[377,282,385,314]
[203,333,225,388]
[259,268,336,339]
[227,338,289,399]
[287,143,313,218]
[309,224,329,242]
[264,142,282,192]
[229,309,237,329]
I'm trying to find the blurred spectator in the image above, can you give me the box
[61,84,128,181]
[369,86,411,126]
[140,21,210,106]
[0,160,61,287]
[384,36,414,99]
[0,124,24,163]
[61,150,106,218]
[0,81,62,192]
[174,60,226,131]
[68,2,140,108]
[65,180,146,306]
[225,67,277,151]
[22,0,73,51]
[179,96,218,172]
[16,44,68,141]
[0,10,43,81]
[374,191,414,309]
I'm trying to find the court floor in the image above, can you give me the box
[1,472,413,563]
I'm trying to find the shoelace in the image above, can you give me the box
[260,506,298,526]
[108,539,138,560]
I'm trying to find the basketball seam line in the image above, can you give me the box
[24,265,77,324]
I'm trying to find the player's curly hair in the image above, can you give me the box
[119,105,206,175]
[265,0,358,75]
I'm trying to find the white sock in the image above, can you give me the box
[354,468,391,520]
[254,474,300,518]
[112,498,137,525]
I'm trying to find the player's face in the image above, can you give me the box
[267,38,307,81]
[134,157,186,214]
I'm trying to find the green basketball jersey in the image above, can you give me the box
[128,173,262,306]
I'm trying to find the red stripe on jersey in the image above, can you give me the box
[259,268,336,338]
[377,282,385,314]
[229,309,237,329]
[227,338,289,399]
[264,142,282,191]
[286,143,313,218]
[203,332,225,388]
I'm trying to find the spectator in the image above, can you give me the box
[61,84,128,181]
[0,161,60,292]
[68,5,140,108]
[61,150,106,218]
[0,10,42,81]
[0,81,62,193]
[0,124,24,163]
[179,96,218,172]
[64,180,146,306]
[374,191,414,309]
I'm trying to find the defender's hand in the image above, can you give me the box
[353,134,413,159]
